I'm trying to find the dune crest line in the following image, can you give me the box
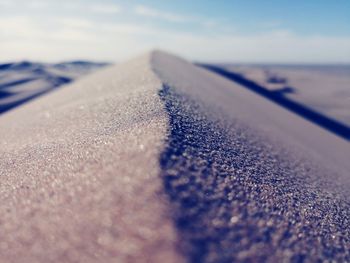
[158,83,350,262]
[152,50,350,262]
[0,51,349,262]
[0,52,183,263]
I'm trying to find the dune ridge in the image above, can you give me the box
[0,60,107,114]
[0,51,349,262]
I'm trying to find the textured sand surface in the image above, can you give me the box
[0,54,182,263]
[1,51,350,262]
[154,52,350,262]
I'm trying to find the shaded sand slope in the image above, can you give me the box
[153,52,350,262]
[153,52,349,173]
[1,51,350,262]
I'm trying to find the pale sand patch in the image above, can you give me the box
[0,53,183,262]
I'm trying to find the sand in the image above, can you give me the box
[0,51,349,262]
[0,53,182,263]
[0,61,106,114]
[216,64,350,126]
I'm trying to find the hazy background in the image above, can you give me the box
[1,0,350,63]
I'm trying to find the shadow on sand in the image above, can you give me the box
[0,60,107,114]
[0,76,72,114]
[199,64,350,140]
[158,84,350,262]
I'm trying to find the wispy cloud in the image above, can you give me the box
[27,0,49,9]
[60,18,94,29]
[1,14,349,64]
[88,3,121,14]
[133,4,225,32]
[0,0,121,14]
[0,0,11,7]
[134,5,190,23]
[0,16,43,38]
[1,2,349,63]
[160,30,350,63]
[260,20,283,30]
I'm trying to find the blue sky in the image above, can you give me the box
[0,0,349,63]
[133,0,350,35]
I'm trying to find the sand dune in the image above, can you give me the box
[0,51,349,262]
[213,64,350,127]
[0,61,107,114]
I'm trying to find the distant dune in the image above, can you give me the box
[0,51,349,262]
[0,60,108,114]
[210,64,350,127]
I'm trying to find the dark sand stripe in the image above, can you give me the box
[159,84,350,262]
[200,65,350,140]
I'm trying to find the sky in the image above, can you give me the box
[0,0,350,63]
